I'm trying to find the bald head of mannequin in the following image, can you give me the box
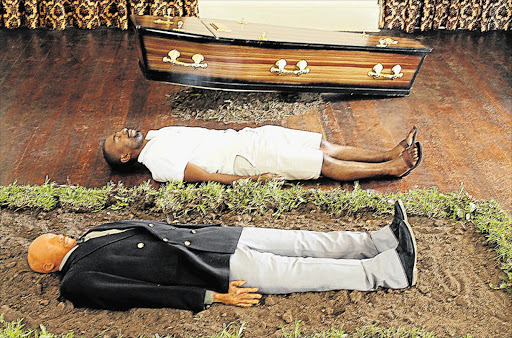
[27,234,77,273]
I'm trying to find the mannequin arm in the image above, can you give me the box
[61,271,208,311]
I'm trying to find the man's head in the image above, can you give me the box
[28,234,77,273]
[102,128,145,169]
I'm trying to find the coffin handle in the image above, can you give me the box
[270,59,310,76]
[376,38,398,47]
[163,50,208,69]
[368,64,403,80]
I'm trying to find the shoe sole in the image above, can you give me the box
[397,199,418,286]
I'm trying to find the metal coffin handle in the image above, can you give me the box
[376,38,398,47]
[368,64,403,80]
[270,59,310,76]
[162,49,208,69]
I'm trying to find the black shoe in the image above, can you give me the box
[392,200,418,286]
[390,200,408,240]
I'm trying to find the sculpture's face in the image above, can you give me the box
[28,234,77,273]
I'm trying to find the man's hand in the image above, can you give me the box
[212,280,262,307]
[252,173,285,185]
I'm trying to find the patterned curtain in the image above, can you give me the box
[0,0,198,29]
[381,0,511,32]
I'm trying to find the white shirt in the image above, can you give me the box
[137,126,259,182]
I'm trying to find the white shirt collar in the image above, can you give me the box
[137,133,153,163]
[59,245,79,271]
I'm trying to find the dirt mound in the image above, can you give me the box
[166,88,322,123]
[1,208,511,337]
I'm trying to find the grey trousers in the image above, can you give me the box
[229,226,408,293]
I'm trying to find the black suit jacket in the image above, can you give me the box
[59,220,243,312]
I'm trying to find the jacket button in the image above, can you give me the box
[184,240,191,246]
[148,223,154,227]
[190,230,197,234]
[137,242,145,248]
[163,238,169,242]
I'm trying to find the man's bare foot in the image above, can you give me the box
[387,142,422,177]
[389,125,418,159]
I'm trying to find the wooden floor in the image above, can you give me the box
[0,27,511,212]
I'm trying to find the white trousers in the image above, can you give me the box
[229,226,408,293]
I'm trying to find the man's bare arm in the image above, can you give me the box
[183,162,284,184]
[212,280,262,307]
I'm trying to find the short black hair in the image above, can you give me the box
[102,139,137,172]
[102,139,121,166]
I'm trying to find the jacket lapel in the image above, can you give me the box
[62,230,138,272]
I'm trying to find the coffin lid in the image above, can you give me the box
[131,15,432,54]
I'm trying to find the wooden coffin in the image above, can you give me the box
[131,15,432,96]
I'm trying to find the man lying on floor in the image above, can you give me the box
[102,125,422,184]
[27,201,417,312]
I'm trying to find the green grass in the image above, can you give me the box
[0,180,510,337]
[0,315,74,337]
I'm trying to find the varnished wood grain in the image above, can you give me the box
[135,15,429,93]
[143,36,423,87]
[0,27,510,213]
[133,15,429,51]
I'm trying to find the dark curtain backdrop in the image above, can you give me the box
[382,0,511,32]
[0,0,198,29]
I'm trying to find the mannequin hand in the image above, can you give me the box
[212,280,262,307]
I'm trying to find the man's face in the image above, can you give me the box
[104,128,145,163]
[28,234,77,273]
